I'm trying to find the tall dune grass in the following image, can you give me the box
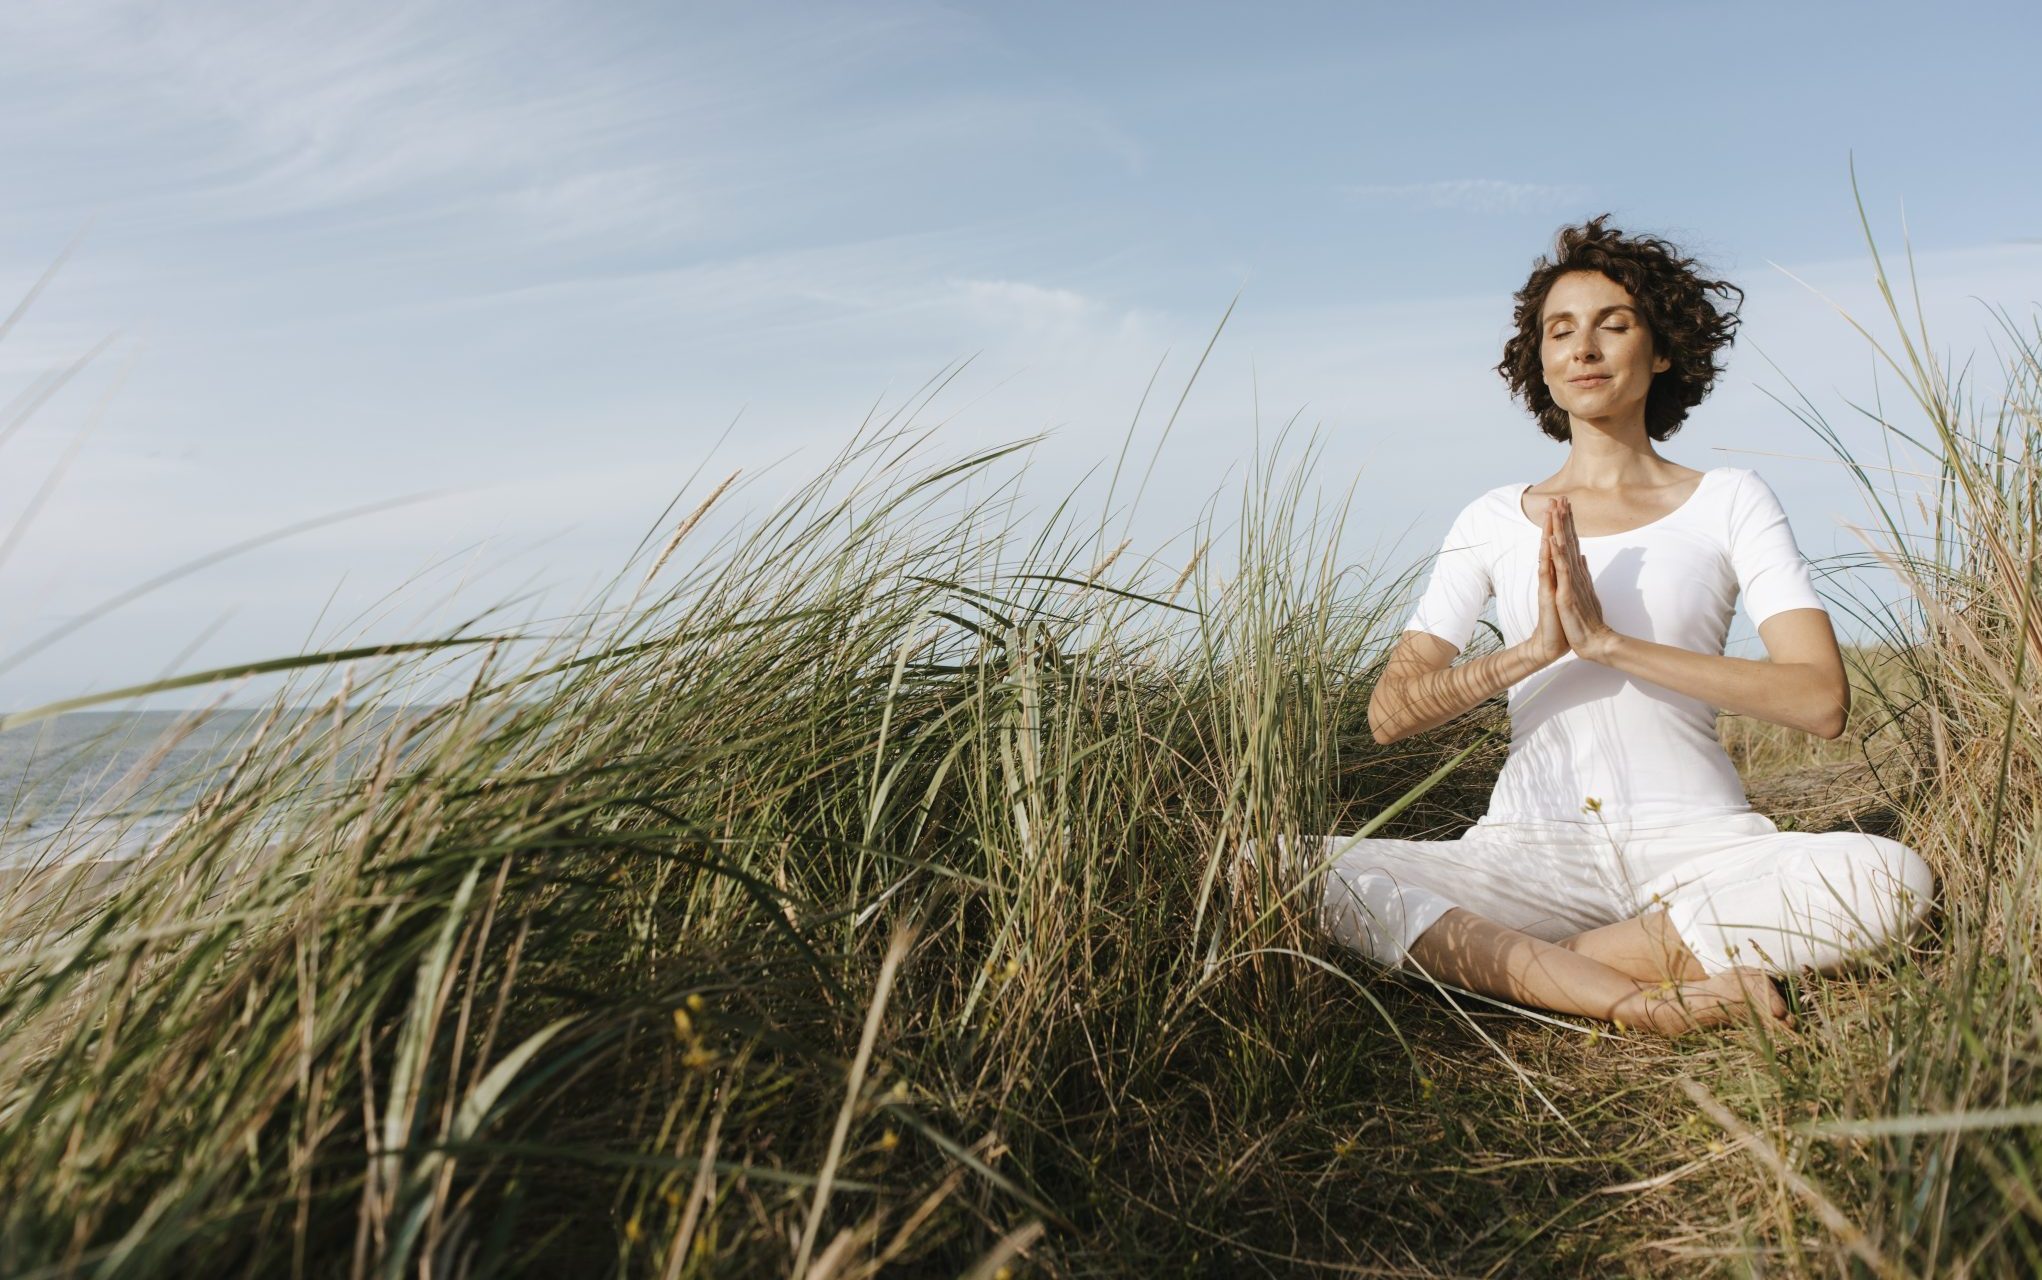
[0,410,1491,1277]
[2,196,2040,1275]
[1686,197,2042,1274]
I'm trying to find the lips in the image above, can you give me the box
[1570,376,1610,386]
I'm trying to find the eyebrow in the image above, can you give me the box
[1543,305,1638,326]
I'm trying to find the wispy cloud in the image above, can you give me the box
[1339,179,1593,214]
[0,0,1136,274]
[0,2,963,253]
[960,278,1094,320]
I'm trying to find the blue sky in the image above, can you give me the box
[1,0,2038,706]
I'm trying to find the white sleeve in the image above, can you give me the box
[1404,500,1493,653]
[1727,469,1827,627]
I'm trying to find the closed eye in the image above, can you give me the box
[1550,324,1630,338]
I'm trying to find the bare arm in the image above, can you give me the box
[1371,518,1570,745]
[1546,496,1850,740]
[1368,633,1550,746]
[1581,611,1850,740]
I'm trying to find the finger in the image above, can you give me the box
[1556,504,1584,566]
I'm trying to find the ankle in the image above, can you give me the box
[1605,979,1656,1032]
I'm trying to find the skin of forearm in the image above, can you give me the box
[1592,632,1847,739]
[1370,640,1548,745]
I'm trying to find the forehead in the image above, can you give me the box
[1539,270,1638,318]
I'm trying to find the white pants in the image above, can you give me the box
[1298,811,1935,977]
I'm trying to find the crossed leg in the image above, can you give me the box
[1312,824,1810,1035]
[1557,908,1706,981]
[1406,906,1789,1035]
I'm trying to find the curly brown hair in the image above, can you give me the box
[1496,214,1745,443]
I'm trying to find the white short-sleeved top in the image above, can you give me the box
[1403,466,1828,826]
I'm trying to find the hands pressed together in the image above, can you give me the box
[1531,495,1623,667]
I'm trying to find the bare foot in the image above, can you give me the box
[1611,966,1791,1037]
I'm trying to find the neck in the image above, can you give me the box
[1558,415,1668,487]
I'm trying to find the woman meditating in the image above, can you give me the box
[1326,215,1935,1035]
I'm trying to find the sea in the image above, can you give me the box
[0,708,422,870]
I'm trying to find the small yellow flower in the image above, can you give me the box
[1707,1140,1726,1155]
[685,993,706,1013]
[672,1008,693,1038]
[625,1215,642,1243]
[879,1129,900,1151]
[683,1047,715,1070]
[888,1080,911,1102]
[1581,795,1603,815]
[994,1268,1014,1280]
[1002,958,1021,980]
[664,1187,683,1207]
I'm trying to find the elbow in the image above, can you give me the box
[1367,695,1403,746]
[1368,710,1397,746]
[1810,681,1851,741]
